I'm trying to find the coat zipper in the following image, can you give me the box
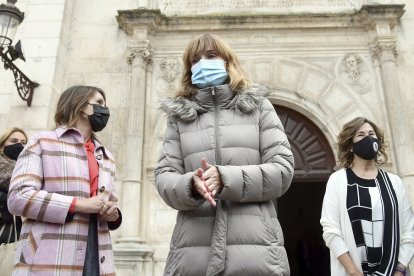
[212,87,221,165]
[208,87,226,276]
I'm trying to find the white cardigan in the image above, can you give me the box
[320,169,414,276]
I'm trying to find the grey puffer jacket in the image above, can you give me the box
[155,84,294,276]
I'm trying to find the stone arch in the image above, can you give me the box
[267,86,340,152]
[258,57,376,162]
[274,105,336,181]
[259,56,379,160]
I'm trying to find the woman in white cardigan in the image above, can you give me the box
[320,117,414,276]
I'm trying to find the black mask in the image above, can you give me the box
[353,136,379,160]
[88,104,110,132]
[3,143,24,160]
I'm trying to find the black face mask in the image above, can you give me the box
[353,136,379,160]
[3,143,24,160]
[88,104,110,132]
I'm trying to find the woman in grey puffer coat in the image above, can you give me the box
[155,33,295,276]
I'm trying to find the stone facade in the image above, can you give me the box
[0,0,413,275]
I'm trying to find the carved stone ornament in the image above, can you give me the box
[160,57,181,85]
[371,42,397,64]
[159,0,359,16]
[352,9,376,30]
[338,53,372,94]
[116,9,166,36]
[127,41,153,65]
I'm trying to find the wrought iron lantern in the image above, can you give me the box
[0,0,38,106]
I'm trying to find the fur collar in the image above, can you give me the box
[160,84,270,122]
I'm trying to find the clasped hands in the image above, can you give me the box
[192,158,223,207]
[75,195,119,222]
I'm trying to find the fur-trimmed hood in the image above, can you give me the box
[160,84,270,122]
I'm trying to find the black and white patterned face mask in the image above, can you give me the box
[353,135,379,160]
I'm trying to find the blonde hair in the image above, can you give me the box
[337,117,387,168]
[54,85,106,128]
[176,33,250,98]
[0,127,28,148]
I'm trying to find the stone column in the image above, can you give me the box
[365,5,414,271]
[363,8,412,181]
[115,10,167,275]
[114,40,153,276]
[372,38,414,199]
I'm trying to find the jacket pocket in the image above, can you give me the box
[270,217,285,245]
[164,249,179,276]
[20,225,43,265]
[259,216,277,244]
[260,215,285,246]
[268,243,290,276]
[171,212,185,248]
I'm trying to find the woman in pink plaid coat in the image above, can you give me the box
[8,85,122,276]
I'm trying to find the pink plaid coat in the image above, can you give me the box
[8,127,120,276]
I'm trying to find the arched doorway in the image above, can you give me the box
[275,105,335,276]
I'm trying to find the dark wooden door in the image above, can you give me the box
[274,105,335,276]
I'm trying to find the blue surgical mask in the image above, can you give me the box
[191,59,228,88]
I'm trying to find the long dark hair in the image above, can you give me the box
[54,85,106,128]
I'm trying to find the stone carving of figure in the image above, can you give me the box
[339,53,372,94]
[160,57,181,85]
[343,54,362,82]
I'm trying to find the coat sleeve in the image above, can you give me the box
[7,134,74,224]
[320,172,350,258]
[394,176,414,266]
[154,118,205,211]
[216,98,294,202]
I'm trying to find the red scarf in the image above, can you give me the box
[85,139,99,196]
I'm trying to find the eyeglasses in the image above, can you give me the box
[87,102,106,108]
